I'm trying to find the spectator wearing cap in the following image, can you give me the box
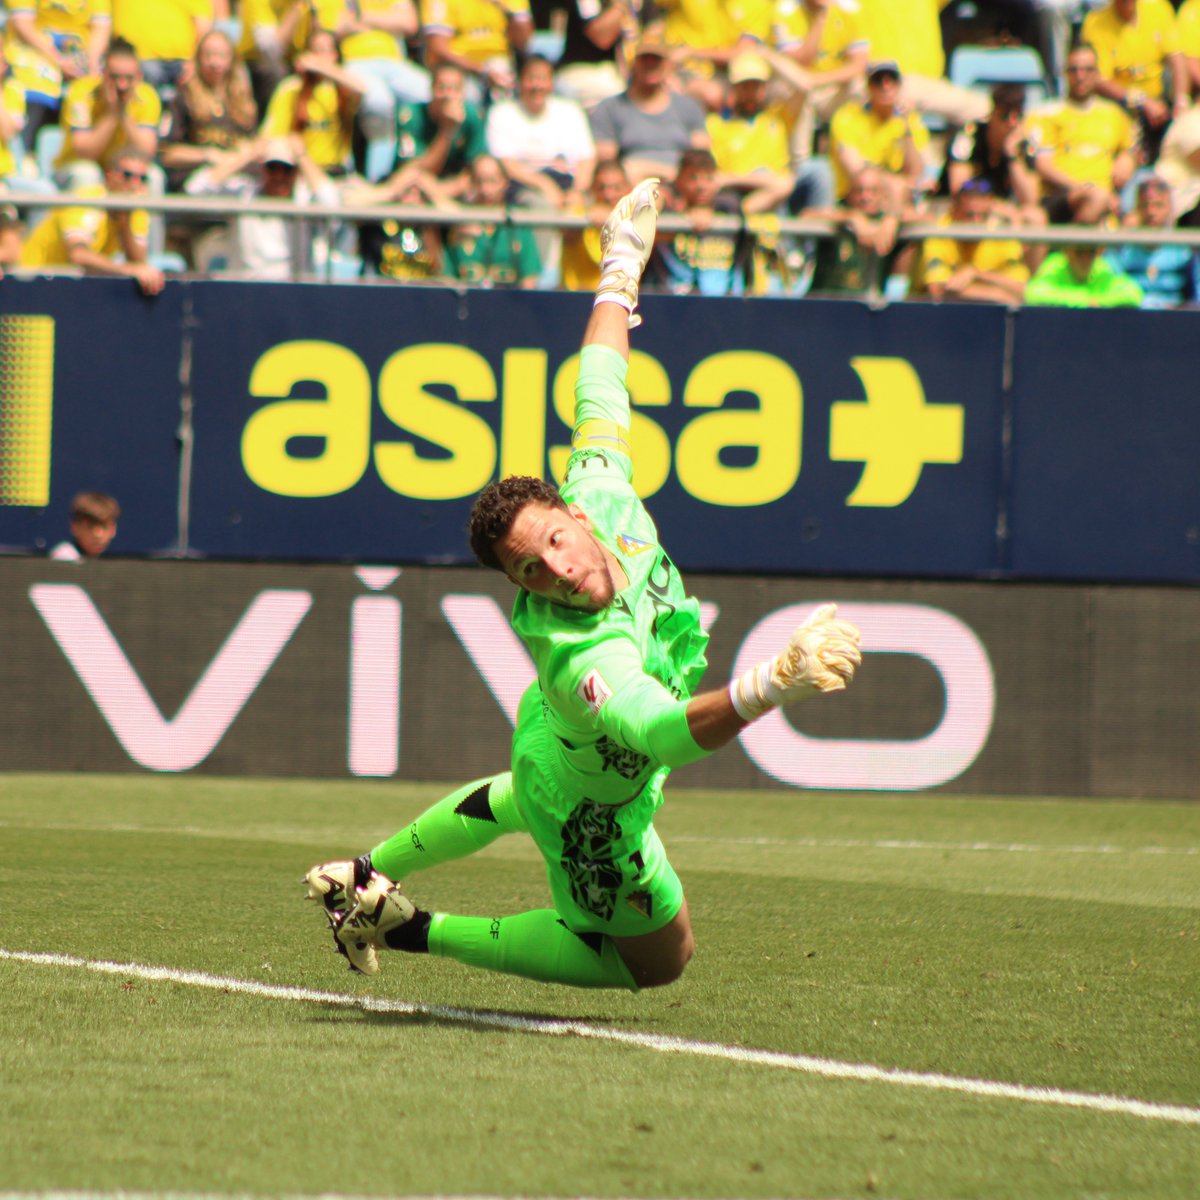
[19,145,164,294]
[183,133,341,278]
[1029,42,1137,225]
[854,0,988,126]
[707,44,833,213]
[589,31,710,184]
[945,83,1044,230]
[1106,174,1200,307]
[1082,0,1190,164]
[910,178,1029,305]
[828,60,930,209]
[654,0,778,113]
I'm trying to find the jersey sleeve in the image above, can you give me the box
[547,630,708,768]
[565,340,633,483]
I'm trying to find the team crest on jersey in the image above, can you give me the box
[617,533,654,556]
[577,669,613,715]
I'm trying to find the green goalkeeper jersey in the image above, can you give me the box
[510,344,711,811]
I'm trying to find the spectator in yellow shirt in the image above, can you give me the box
[19,146,164,293]
[911,178,1028,304]
[4,0,112,153]
[55,36,160,189]
[237,0,307,113]
[1083,0,1189,161]
[829,60,930,209]
[111,0,214,104]
[706,46,831,213]
[1030,42,1138,224]
[420,0,533,105]
[259,27,368,175]
[773,0,867,166]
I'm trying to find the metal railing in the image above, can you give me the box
[7,188,1200,294]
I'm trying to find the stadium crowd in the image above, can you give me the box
[2,0,1200,306]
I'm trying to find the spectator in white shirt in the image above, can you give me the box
[185,134,341,278]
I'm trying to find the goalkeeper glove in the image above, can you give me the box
[730,603,862,723]
[594,177,660,328]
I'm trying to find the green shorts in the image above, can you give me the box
[511,686,684,938]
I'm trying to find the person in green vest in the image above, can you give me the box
[1025,231,1145,307]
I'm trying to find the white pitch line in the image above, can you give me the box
[671,834,1200,856]
[4,948,1199,1128]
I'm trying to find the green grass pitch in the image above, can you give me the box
[2,773,1197,1199]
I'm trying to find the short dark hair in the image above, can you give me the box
[991,83,1026,111]
[105,37,140,64]
[71,490,121,524]
[677,147,717,175]
[468,475,566,570]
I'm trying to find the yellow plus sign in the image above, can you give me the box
[830,356,964,508]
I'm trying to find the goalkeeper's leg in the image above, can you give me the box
[303,772,523,918]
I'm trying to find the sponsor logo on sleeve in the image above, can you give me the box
[577,669,613,715]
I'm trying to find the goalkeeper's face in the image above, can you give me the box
[497,501,622,612]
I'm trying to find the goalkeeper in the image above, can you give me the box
[304,178,862,991]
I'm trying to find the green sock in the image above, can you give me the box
[428,910,638,991]
[369,773,524,880]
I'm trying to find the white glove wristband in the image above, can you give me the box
[729,660,779,723]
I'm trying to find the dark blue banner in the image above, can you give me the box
[1009,306,1200,581]
[186,284,1007,575]
[0,278,181,556]
[2,276,1199,583]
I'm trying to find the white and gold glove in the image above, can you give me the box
[730,603,862,722]
[594,177,660,328]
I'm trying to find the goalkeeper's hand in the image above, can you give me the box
[730,603,862,722]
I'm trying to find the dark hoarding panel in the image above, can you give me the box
[1,559,1193,799]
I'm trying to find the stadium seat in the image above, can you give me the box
[529,28,565,64]
[948,44,1049,104]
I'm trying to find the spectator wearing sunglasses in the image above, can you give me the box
[19,146,164,294]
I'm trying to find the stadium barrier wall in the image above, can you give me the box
[2,277,1199,583]
[1,558,1195,798]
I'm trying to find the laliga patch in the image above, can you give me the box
[617,533,654,556]
[577,669,613,715]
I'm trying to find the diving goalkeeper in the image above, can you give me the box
[304,178,862,991]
